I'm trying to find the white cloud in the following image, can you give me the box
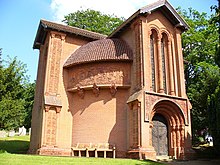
[50,0,158,22]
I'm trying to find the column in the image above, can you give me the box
[157,34,164,93]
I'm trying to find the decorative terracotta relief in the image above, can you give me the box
[145,92,189,125]
[47,32,65,94]
[45,109,57,146]
[68,64,130,88]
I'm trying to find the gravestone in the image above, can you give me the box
[19,126,26,136]
[19,127,22,134]
[0,130,7,138]
[28,128,31,135]
[8,130,15,137]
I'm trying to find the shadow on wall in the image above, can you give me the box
[108,89,129,157]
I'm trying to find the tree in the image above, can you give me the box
[0,53,34,130]
[0,48,2,67]
[23,82,35,129]
[207,2,220,148]
[178,7,220,145]
[63,9,124,35]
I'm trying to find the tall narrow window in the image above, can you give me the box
[150,34,156,92]
[161,36,167,94]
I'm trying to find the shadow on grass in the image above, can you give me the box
[0,140,29,154]
[134,159,164,165]
[193,146,220,159]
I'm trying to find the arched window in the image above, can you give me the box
[150,30,157,92]
[150,30,171,95]
[161,34,167,94]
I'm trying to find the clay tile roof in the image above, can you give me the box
[33,19,107,49]
[41,19,106,39]
[109,0,189,37]
[64,38,133,68]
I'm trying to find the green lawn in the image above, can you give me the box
[0,135,30,154]
[0,136,163,165]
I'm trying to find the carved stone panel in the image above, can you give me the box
[68,63,131,89]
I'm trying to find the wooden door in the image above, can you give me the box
[152,114,168,156]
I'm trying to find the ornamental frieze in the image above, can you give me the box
[68,63,131,88]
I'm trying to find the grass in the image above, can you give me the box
[0,135,30,154]
[0,154,163,165]
[0,136,163,165]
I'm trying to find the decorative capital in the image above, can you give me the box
[137,102,141,108]
[61,34,66,41]
[77,86,85,99]
[50,33,56,38]
[92,83,100,97]
[56,107,61,113]
[45,105,50,112]
[109,84,117,97]
[44,105,61,113]
[157,33,162,41]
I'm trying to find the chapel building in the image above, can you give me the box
[29,0,193,160]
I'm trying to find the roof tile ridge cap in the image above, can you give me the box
[140,0,165,13]
[40,19,107,38]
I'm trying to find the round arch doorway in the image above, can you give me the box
[152,114,168,156]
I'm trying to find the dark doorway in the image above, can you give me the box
[152,114,168,156]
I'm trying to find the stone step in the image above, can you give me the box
[156,155,173,162]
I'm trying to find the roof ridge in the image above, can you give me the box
[33,19,107,49]
[109,0,189,37]
[140,0,166,12]
[40,19,107,38]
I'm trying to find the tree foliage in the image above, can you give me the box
[0,52,35,130]
[178,6,220,146]
[23,82,35,129]
[63,9,125,35]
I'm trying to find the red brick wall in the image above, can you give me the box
[70,89,129,157]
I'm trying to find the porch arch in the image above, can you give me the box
[150,100,186,159]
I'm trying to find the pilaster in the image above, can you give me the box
[174,28,185,97]
[131,20,143,91]
[45,31,66,95]
[167,37,175,95]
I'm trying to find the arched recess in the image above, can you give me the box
[149,100,186,159]
[149,28,159,92]
[161,32,169,94]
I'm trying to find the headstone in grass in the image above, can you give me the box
[28,128,31,135]
[0,130,7,138]
[19,126,26,136]
[8,130,15,137]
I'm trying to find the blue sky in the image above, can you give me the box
[0,0,217,82]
